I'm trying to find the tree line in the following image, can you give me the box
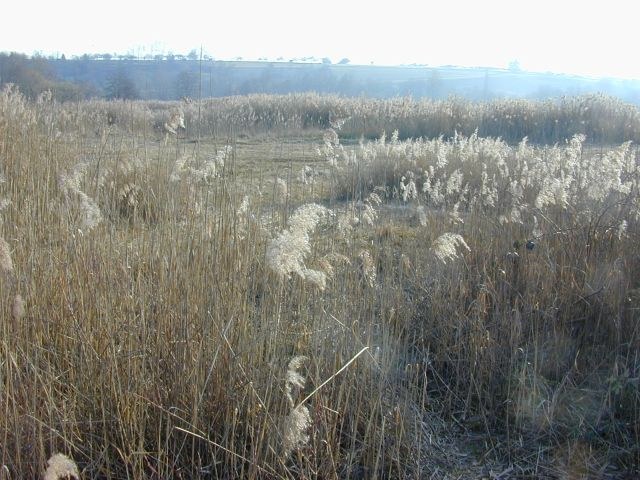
[2,51,640,104]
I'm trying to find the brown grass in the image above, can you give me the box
[0,85,638,478]
[49,90,640,145]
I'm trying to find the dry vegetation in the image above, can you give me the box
[68,92,640,144]
[1,85,639,479]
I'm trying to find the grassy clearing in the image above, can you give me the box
[1,86,639,478]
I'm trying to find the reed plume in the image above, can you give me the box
[43,453,79,480]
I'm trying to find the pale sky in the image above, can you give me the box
[2,0,638,79]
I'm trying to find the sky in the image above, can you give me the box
[1,0,637,79]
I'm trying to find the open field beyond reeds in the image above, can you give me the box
[1,87,639,479]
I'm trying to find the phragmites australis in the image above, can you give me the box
[266,203,331,289]
[59,163,102,232]
[400,173,417,202]
[282,405,312,458]
[163,110,186,145]
[298,165,318,185]
[358,249,377,288]
[164,110,185,136]
[281,356,311,458]
[0,236,13,274]
[318,127,343,166]
[431,233,470,264]
[618,219,628,239]
[300,268,327,291]
[12,294,25,322]
[176,146,232,184]
[317,252,351,279]
[362,190,383,227]
[43,453,80,480]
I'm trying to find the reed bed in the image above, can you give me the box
[57,92,640,145]
[0,85,639,478]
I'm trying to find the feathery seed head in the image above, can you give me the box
[286,356,308,400]
[400,172,417,203]
[60,163,102,232]
[77,191,103,231]
[266,229,309,278]
[618,220,628,239]
[320,252,351,276]
[0,236,13,274]
[164,111,185,135]
[287,204,331,233]
[358,250,377,288]
[301,268,327,291]
[12,294,25,322]
[43,453,79,480]
[281,356,311,457]
[298,165,317,185]
[431,233,470,264]
[266,204,331,280]
[282,405,311,458]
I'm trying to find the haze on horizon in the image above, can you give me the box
[2,0,637,80]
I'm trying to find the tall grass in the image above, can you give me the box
[61,92,640,145]
[1,85,639,478]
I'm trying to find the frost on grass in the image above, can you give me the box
[266,204,331,289]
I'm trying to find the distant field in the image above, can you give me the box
[1,88,639,478]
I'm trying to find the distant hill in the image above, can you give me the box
[3,52,640,103]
